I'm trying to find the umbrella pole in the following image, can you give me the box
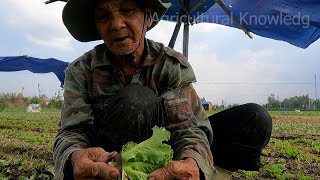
[168,0,191,57]
[169,19,182,48]
[182,0,190,58]
[183,22,189,58]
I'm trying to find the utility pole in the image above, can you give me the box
[38,83,41,99]
[315,74,318,110]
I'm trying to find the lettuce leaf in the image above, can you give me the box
[121,126,173,180]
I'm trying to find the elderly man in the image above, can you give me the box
[54,0,215,179]
[53,0,272,179]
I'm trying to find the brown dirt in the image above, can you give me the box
[0,124,56,133]
[272,133,320,140]
[0,139,53,161]
[272,116,320,123]
[0,116,58,122]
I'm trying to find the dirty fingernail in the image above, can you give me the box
[111,171,119,179]
[109,151,117,156]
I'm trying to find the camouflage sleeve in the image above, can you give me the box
[160,60,217,179]
[53,61,95,179]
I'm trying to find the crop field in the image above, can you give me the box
[234,115,320,180]
[0,109,319,179]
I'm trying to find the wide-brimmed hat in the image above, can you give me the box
[62,0,171,42]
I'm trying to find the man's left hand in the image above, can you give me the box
[148,158,200,180]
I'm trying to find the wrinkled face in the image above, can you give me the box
[94,0,151,55]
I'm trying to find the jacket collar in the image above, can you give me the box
[90,38,165,71]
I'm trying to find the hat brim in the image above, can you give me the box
[62,0,171,42]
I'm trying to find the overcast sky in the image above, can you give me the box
[0,0,319,105]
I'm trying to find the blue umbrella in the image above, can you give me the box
[0,56,69,87]
[161,0,320,57]
[194,0,320,49]
[46,0,320,56]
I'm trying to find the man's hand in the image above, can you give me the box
[148,158,200,180]
[71,147,120,180]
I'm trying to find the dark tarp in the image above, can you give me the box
[0,56,69,87]
[162,0,320,48]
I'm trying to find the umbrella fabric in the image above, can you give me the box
[0,56,69,87]
[161,0,215,21]
[162,0,320,48]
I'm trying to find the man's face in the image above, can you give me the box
[94,0,151,55]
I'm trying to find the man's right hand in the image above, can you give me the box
[71,147,120,180]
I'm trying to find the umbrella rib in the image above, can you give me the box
[189,0,209,25]
[168,18,182,48]
[44,0,67,4]
[215,0,253,39]
[190,0,207,13]
[178,0,190,15]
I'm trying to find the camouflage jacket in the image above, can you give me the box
[53,39,217,179]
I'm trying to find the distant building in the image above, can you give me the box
[40,94,49,105]
[40,94,48,99]
[202,101,213,111]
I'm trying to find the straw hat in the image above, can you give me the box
[62,0,171,42]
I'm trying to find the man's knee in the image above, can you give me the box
[241,103,272,144]
[211,103,273,171]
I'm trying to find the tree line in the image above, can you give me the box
[263,93,320,111]
[1,92,319,111]
[0,91,63,111]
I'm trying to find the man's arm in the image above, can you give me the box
[148,50,217,179]
[53,63,95,179]
[163,83,217,179]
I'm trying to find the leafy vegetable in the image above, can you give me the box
[121,126,173,180]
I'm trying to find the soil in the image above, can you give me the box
[272,115,320,123]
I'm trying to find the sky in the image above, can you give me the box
[0,0,319,105]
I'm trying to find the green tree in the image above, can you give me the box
[29,96,40,104]
[282,95,311,110]
[0,98,7,111]
[47,91,64,109]
[265,93,281,110]
[0,93,17,108]
[265,94,316,111]
[14,93,26,107]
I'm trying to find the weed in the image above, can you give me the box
[274,139,300,159]
[243,171,258,179]
[295,174,312,180]
[264,163,286,178]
